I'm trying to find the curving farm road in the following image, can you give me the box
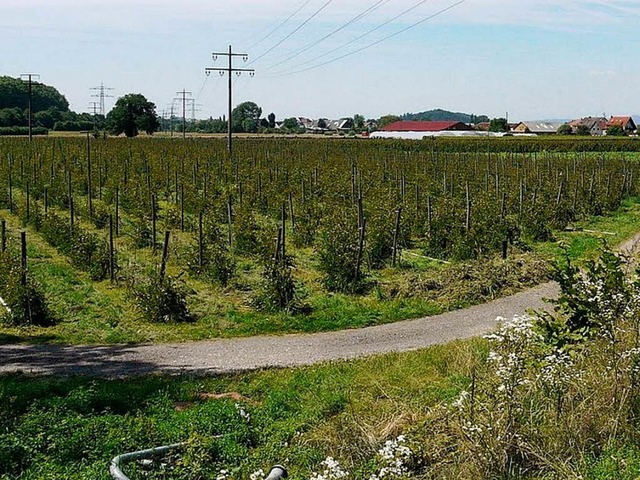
[0,235,637,378]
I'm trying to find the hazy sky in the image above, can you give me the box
[2,0,639,121]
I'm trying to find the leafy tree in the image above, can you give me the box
[242,117,257,133]
[282,117,299,130]
[317,118,328,129]
[232,101,262,132]
[576,124,591,136]
[606,125,626,137]
[353,114,365,130]
[557,124,573,135]
[268,112,276,128]
[489,118,509,133]
[106,94,160,137]
[377,114,401,130]
[0,76,69,112]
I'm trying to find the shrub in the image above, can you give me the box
[186,237,236,287]
[129,274,194,323]
[253,257,303,313]
[40,212,73,253]
[131,215,153,248]
[439,245,640,478]
[90,201,111,229]
[316,212,368,294]
[0,252,54,327]
[68,231,112,281]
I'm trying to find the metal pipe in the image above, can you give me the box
[266,465,288,479]
[109,442,286,480]
[109,442,185,480]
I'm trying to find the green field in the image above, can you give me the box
[1,138,639,344]
[3,138,640,479]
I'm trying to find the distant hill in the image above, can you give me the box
[402,109,489,124]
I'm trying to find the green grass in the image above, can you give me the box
[4,335,639,479]
[534,195,640,265]
[0,340,483,479]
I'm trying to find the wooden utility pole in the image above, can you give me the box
[205,46,255,161]
[20,73,40,141]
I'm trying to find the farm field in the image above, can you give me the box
[0,137,639,344]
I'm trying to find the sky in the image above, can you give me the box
[1,0,639,121]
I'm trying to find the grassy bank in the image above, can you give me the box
[0,340,482,479]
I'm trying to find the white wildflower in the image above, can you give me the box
[250,468,266,480]
[311,456,348,480]
[216,469,230,480]
[368,435,413,479]
[235,402,251,422]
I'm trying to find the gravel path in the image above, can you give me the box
[1,234,638,378]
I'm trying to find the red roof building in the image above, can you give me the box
[381,121,473,132]
[607,116,637,133]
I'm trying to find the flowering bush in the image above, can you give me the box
[310,456,348,480]
[446,244,640,477]
[368,435,415,479]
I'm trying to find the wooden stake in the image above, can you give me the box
[20,231,27,286]
[355,217,367,280]
[1,219,6,253]
[392,208,402,267]
[160,231,170,281]
[109,214,115,283]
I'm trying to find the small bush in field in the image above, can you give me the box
[164,203,182,229]
[0,252,54,327]
[69,231,112,281]
[131,215,153,248]
[234,208,272,257]
[186,241,235,287]
[129,273,194,323]
[40,212,73,253]
[253,255,306,314]
[316,213,367,294]
[90,201,111,229]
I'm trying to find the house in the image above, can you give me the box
[607,116,637,134]
[371,121,487,139]
[569,117,608,136]
[328,118,353,132]
[513,121,565,135]
[297,117,314,130]
[380,121,474,133]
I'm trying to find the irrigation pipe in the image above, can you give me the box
[109,442,185,480]
[109,440,288,480]
[403,251,451,264]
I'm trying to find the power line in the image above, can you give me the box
[248,0,335,66]
[267,0,391,70]
[174,90,193,139]
[272,0,435,75]
[266,0,466,79]
[196,74,209,100]
[88,102,100,116]
[244,0,314,53]
[205,46,255,159]
[264,0,393,71]
[90,82,115,116]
